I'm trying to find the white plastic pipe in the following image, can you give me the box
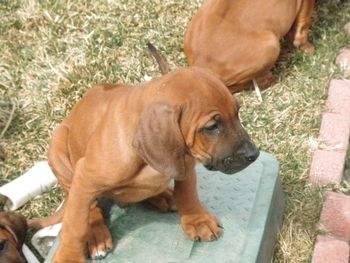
[0,161,57,211]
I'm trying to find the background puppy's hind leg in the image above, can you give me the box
[255,70,278,90]
[288,0,315,54]
[227,32,280,93]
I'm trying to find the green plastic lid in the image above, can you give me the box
[45,151,283,263]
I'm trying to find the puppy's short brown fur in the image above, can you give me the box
[185,0,315,93]
[0,212,27,263]
[30,66,260,262]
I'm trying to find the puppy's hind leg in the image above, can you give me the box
[146,187,177,212]
[288,0,315,54]
[227,31,280,93]
[254,70,278,90]
[48,122,74,193]
[49,124,112,260]
[28,123,74,228]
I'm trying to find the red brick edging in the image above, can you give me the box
[309,80,350,185]
[310,24,350,263]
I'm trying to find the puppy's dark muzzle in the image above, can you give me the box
[241,143,260,163]
[205,141,260,174]
[223,141,259,174]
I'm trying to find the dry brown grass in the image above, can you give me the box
[1,0,350,262]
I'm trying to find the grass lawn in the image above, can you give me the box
[1,0,350,262]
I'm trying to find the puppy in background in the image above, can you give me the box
[0,211,27,263]
[185,0,315,93]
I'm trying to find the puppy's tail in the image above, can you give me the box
[27,201,65,229]
[147,43,170,75]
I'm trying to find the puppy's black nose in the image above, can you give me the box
[245,147,260,163]
[204,164,215,170]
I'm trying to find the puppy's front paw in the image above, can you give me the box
[87,207,113,260]
[87,222,113,260]
[180,212,222,241]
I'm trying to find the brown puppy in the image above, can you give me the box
[184,0,315,93]
[43,67,258,262]
[0,211,27,263]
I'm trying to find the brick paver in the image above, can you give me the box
[336,47,350,78]
[326,79,350,122]
[345,22,350,37]
[310,25,350,263]
[309,150,346,185]
[312,235,350,263]
[319,112,350,152]
[320,192,350,241]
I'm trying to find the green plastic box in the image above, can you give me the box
[45,151,283,263]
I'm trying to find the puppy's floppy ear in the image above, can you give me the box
[0,212,27,247]
[132,102,187,180]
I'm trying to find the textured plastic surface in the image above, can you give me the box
[45,151,283,263]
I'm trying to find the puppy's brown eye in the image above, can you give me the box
[204,122,219,132]
[202,119,220,134]
[0,239,5,251]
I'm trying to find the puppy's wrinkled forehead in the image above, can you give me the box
[185,67,237,114]
[160,67,238,118]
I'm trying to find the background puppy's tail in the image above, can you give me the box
[27,202,65,229]
[147,43,170,75]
